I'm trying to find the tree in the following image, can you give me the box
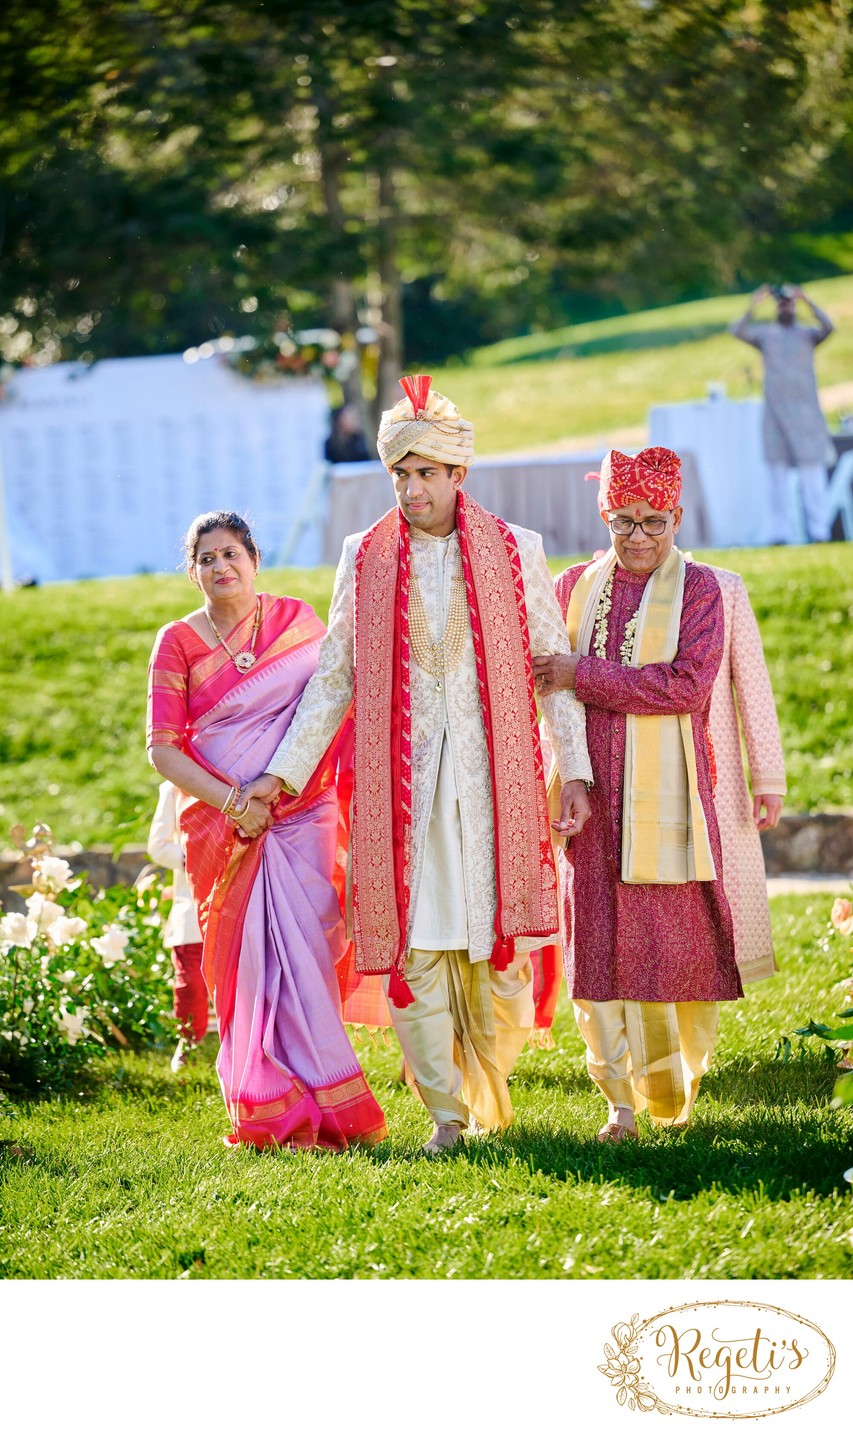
[1,0,852,398]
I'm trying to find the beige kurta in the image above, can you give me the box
[409,533,469,952]
[267,518,593,962]
[707,566,786,983]
[729,312,835,466]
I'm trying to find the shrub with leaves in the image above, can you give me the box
[0,849,177,1095]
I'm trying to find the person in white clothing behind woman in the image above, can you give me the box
[147,779,207,1071]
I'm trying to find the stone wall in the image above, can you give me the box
[2,815,851,911]
[0,846,151,912]
[759,814,853,877]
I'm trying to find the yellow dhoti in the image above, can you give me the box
[573,998,719,1126]
[384,948,534,1130]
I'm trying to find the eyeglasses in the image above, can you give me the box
[608,515,670,537]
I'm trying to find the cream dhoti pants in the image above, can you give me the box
[573,999,720,1126]
[384,948,535,1130]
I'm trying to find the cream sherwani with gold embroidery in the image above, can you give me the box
[267,516,592,1130]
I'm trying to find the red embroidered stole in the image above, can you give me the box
[352,492,557,1003]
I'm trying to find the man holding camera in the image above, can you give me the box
[730,284,835,543]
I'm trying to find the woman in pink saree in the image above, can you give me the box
[146,511,387,1151]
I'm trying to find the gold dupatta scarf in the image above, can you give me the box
[565,547,716,884]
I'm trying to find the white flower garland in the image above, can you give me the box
[593,569,640,666]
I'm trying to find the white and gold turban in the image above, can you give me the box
[376,374,475,469]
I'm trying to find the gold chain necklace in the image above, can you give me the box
[408,552,468,692]
[206,599,262,672]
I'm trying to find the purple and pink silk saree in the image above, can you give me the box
[147,593,387,1150]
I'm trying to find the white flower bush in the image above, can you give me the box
[46,915,88,949]
[90,925,130,968]
[0,912,37,950]
[1,838,178,1093]
[26,893,65,932]
[31,855,77,896]
[56,1005,91,1046]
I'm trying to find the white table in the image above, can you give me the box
[649,397,786,546]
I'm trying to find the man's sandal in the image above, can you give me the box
[596,1122,637,1144]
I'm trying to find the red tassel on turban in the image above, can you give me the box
[587,447,683,514]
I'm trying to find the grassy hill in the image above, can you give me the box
[431,275,853,453]
[0,543,850,850]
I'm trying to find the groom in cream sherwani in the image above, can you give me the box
[244,376,592,1153]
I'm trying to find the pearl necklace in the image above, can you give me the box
[206,599,262,672]
[408,551,468,692]
[592,569,640,667]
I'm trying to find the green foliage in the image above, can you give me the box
[2,1,853,367]
[0,930,105,1097]
[71,878,179,1051]
[0,865,177,1096]
[0,895,850,1279]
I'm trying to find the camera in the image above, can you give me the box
[770,284,791,300]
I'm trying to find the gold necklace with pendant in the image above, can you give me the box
[206,598,262,672]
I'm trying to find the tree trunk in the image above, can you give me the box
[374,165,404,433]
[315,90,369,432]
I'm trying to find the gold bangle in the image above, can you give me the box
[220,784,236,814]
[224,784,245,816]
[231,799,251,820]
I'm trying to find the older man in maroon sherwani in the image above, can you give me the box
[533,447,742,1143]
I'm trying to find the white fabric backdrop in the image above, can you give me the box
[649,396,802,546]
[0,354,330,581]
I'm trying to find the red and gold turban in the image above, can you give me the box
[587,447,683,514]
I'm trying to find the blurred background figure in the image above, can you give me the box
[147,779,207,1073]
[729,284,835,543]
[706,566,786,984]
[324,403,371,464]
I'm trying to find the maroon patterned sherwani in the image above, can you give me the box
[555,560,742,1005]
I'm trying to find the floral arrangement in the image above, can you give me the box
[0,832,177,1095]
[217,328,360,385]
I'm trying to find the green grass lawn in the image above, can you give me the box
[0,543,850,850]
[432,274,853,452]
[1,894,850,1280]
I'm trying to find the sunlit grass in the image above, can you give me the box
[432,274,853,452]
[1,895,850,1280]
